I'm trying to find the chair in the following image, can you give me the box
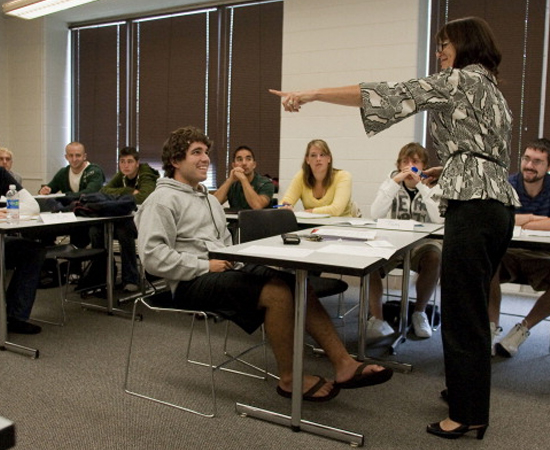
[35,244,106,326]
[384,267,440,331]
[123,275,272,418]
[237,209,349,301]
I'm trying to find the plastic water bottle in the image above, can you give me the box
[6,184,20,225]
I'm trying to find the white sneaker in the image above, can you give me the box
[412,311,432,338]
[496,323,530,357]
[366,316,394,339]
[490,322,502,357]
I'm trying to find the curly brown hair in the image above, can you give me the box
[162,126,212,178]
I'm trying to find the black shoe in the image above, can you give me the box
[427,421,488,440]
[7,318,42,334]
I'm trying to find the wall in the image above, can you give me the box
[0,0,428,205]
[278,0,429,215]
[0,16,9,146]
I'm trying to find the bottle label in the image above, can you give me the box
[7,199,19,209]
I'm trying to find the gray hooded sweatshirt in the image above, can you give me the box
[134,177,232,293]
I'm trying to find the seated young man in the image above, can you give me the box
[135,126,393,401]
[0,167,45,334]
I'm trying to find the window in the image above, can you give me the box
[71,1,283,185]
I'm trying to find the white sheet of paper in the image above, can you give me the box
[376,218,419,230]
[237,244,315,258]
[294,211,330,219]
[521,229,550,237]
[40,212,78,224]
[312,227,377,240]
[333,218,376,226]
[316,244,395,259]
[366,240,395,248]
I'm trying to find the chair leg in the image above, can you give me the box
[187,317,275,380]
[124,301,217,418]
[33,259,68,327]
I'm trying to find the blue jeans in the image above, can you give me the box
[5,237,46,320]
[89,218,139,285]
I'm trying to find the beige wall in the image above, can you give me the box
[0,0,429,208]
[279,0,429,215]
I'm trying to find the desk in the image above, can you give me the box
[0,215,132,359]
[209,228,429,446]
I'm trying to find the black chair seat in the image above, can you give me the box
[309,276,348,298]
[45,244,105,262]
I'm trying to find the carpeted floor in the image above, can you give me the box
[1,278,549,449]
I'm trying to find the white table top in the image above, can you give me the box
[210,227,431,277]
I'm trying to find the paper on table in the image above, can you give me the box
[311,227,377,240]
[237,244,315,258]
[316,244,395,259]
[0,214,39,223]
[333,218,376,226]
[520,228,550,237]
[40,212,78,224]
[294,211,331,219]
[376,218,419,230]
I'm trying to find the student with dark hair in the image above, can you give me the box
[213,145,274,210]
[271,16,519,440]
[86,147,159,293]
[489,138,550,357]
[136,126,393,402]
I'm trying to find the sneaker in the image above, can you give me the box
[495,323,530,357]
[7,318,42,335]
[123,283,139,293]
[366,316,394,339]
[412,311,432,338]
[490,322,502,356]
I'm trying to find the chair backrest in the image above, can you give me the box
[238,209,298,243]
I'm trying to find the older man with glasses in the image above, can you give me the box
[488,137,550,357]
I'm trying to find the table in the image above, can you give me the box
[0,214,133,359]
[209,228,430,446]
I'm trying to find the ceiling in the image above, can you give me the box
[4,0,218,24]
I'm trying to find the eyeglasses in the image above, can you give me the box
[436,41,450,53]
[521,156,547,167]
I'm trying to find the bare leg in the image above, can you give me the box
[414,250,440,312]
[369,270,384,319]
[259,279,388,394]
[523,289,550,329]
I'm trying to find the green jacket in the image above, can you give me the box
[101,163,159,205]
[47,163,105,198]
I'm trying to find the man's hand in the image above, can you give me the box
[231,167,247,183]
[0,209,6,219]
[516,214,549,228]
[39,185,52,195]
[209,259,235,273]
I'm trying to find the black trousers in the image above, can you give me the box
[441,199,514,425]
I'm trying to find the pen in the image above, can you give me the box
[272,204,290,209]
[411,166,429,179]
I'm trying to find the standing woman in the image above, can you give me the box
[280,139,353,216]
[271,16,519,439]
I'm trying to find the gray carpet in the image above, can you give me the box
[1,279,549,449]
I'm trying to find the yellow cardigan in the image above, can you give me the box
[281,169,352,216]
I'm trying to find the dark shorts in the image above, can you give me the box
[173,264,295,334]
[499,248,550,292]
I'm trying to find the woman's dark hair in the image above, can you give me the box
[301,139,338,189]
[436,16,502,78]
[162,126,212,178]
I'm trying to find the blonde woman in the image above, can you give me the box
[281,139,353,216]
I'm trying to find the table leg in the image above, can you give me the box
[234,269,364,446]
[390,248,411,353]
[0,235,39,358]
[77,220,132,319]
